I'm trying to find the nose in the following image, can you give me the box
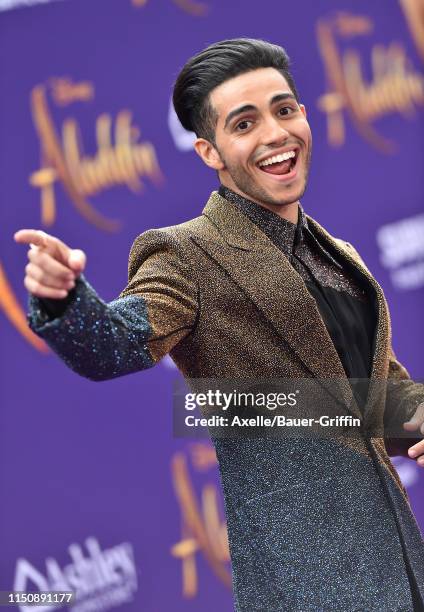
[261,116,290,146]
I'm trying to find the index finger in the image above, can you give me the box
[14,229,72,264]
[14,229,49,248]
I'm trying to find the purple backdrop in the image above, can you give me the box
[0,0,423,610]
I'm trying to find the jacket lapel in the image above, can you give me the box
[195,192,368,417]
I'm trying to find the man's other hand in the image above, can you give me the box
[403,403,424,467]
[14,229,86,300]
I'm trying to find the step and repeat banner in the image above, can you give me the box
[0,0,423,610]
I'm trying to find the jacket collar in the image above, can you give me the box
[217,185,344,270]
[218,184,303,257]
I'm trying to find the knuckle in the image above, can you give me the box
[28,264,42,281]
[25,277,41,296]
[39,271,49,285]
[37,249,48,264]
[37,230,48,246]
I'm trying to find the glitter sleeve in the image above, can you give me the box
[27,229,199,381]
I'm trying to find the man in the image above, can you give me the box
[15,39,424,611]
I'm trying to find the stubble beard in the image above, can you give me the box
[219,146,312,209]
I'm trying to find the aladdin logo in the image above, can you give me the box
[29,77,163,231]
[316,12,424,153]
[399,0,424,63]
[13,537,137,612]
[170,443,231,597]
[376,213,424,290]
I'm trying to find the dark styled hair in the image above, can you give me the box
[173,38,299,143]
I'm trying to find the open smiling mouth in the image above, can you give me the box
[257,149,299,176]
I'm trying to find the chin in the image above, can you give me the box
[277,182,306,203]
[268,187,305,206]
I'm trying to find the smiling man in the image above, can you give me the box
[195,68,312,223]
[15,39,424,611]
[192,66,311,223]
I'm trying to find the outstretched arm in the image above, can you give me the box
[14,229,198,381]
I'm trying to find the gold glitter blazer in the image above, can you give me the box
[29,191,424,611]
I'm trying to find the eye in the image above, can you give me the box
[278,106,295,116]
[235,119,253,131]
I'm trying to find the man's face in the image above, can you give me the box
[201,67,312,211]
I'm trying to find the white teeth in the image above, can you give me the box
[258,150,296,167]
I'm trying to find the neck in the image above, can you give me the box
[255,199,299,224]
[220,183,299,224]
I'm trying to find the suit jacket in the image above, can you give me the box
[30,191,424,611]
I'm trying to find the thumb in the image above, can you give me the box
[67,249,86,274]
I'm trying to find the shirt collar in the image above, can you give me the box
[218,184,308,257]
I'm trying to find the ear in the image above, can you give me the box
[299,104,307,118]
[194,138,225,170]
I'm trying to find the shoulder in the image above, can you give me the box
[130,214,210,249]
[127,214,210,280]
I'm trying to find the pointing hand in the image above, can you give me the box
[14,229,86,300]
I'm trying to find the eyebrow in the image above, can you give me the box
[224,93,297,129]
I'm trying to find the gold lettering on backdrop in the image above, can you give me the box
[316,12,424,152]
[399,0,424,61]
[49,77,94,106]
[171,444,231,597]
[0,262,48,352]
[29,80,163,231]
[131,0,208,17]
